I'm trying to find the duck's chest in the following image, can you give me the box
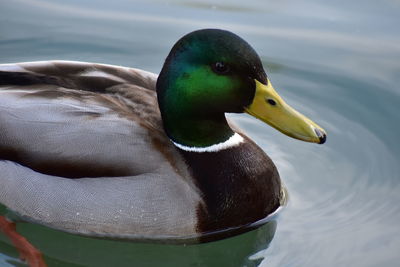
[177,140,282,235]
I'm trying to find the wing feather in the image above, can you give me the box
[0,61,200,239]
[0,61,167,178]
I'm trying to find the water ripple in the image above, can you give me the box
[236,62,400,267]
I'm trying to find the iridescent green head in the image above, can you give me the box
[157,29,326,148]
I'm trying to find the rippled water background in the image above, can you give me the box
[1,0,399,266]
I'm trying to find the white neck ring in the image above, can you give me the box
[171,133,244,153]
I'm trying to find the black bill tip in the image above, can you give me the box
[314,128,327,144]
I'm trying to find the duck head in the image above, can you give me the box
[157,29,326,148]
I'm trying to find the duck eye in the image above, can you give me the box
[267,98,277,106]
[212,62,230,74]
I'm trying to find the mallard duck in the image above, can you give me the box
[0,29,326,246]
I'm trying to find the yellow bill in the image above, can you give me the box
[245,79,326,144]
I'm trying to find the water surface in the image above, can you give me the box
[0,0,399,266]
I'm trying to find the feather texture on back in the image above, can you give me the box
[0,61,202,241]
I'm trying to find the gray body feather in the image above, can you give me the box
[0,61,202,241]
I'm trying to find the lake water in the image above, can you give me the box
[1,0,399,266]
